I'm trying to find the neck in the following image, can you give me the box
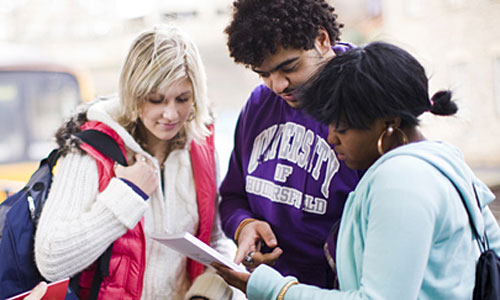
[404,127,426,144]
[136,122,169,165]
[385,126,425,154]
[146,142,169,165]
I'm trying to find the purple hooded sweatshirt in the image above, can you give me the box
[219,43,360,289]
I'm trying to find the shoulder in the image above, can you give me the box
[243,84,278,110]
[235,84,280,129]
[360,154,452,217]
[54,110,89,156]
[371,154,449,194]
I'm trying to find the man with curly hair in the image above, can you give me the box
[219,0,361,289]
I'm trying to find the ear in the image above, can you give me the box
[382,117,402,138]
[384,116,401,128]
[314,27,333,57]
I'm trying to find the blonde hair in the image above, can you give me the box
[117,25,213,144]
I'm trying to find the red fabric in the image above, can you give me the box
[77,121,217,296]
[187,124,217,283]
[79,121,127,193]
[77,121,145,300]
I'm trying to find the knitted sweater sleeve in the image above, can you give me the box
[34,152,148,280]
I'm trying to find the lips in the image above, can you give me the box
[280,92,296,102]
[159,122,177,130]
[336,152,345,160]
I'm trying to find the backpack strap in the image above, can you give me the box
[70,129,128,300]
[45,149,62,171]
[75,130,127,166]
[455,185,489,253]
[394,153,489,253]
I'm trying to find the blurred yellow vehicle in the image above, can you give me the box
[0,48,94,202]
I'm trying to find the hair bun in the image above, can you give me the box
[430,90,458,116]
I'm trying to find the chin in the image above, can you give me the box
[153,130,179,141]
[344,161,362,170]
[285,100,301,109]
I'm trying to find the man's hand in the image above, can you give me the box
[234,220,283,271]
[115,154,158,196]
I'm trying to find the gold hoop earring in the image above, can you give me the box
[377,126,409,155]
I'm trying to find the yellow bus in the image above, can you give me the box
[0,56,94,201]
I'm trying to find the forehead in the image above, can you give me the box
[253,46,304,72]
[153,77,193,96]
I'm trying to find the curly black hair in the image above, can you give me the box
[225,0,343,68]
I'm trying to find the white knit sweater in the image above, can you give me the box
[34,98,238,300]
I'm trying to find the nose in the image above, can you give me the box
[327,124,339,145]
[267,72,289,95]
[162,102,178,120]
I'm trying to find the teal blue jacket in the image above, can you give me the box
[247,141,500,300]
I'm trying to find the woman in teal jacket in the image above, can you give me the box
[214,42,500,300]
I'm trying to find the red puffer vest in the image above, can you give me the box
[76,121,216,300]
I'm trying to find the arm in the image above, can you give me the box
[34,152,148,280]
[218,115,255,240]
[218,113,280,266]
[244,189,436,300]
[241,158,441,300]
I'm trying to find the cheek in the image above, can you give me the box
[178,102,193,121]
[342,138,366,160]
[262,77,272,89]
[140,105,159,122]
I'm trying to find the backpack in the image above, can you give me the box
[0,129,127,299]
[465,188,500,300]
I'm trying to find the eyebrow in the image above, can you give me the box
[150,90,192,99]
[176,91,192,97]
[252,57,300,74]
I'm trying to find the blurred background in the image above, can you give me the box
[0,0,499,218]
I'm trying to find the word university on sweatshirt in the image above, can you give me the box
[246,122,340,215]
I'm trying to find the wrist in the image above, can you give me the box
[277,280,299,300]
[234,218,257,243]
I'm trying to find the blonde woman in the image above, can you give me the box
[34,26,236,300]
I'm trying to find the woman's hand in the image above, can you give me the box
[212,263,251,294]
[24,282,47,300]
[115,154,159,196]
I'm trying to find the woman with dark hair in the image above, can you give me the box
[214,42,500,300]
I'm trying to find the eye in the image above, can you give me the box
[258,72,270,79]
[176,97,190,103]
[334,126,349,134]
[148,97,163,104]
[282,65,298,73]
